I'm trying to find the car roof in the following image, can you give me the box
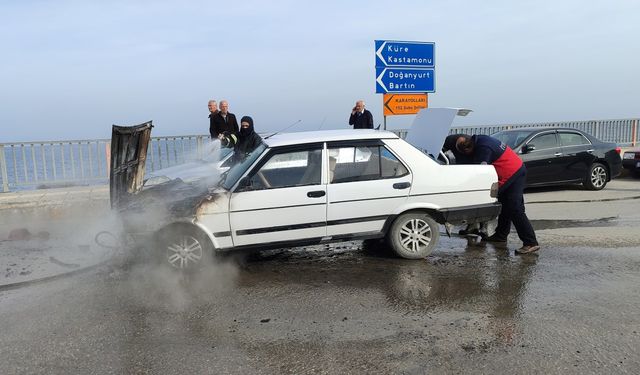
[262,129,399,148]
[496,127,586,134]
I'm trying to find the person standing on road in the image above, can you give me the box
[349,100,374,129]
[455,134,540,254]
[211,100,239,139]
[233,116,263,163]
[208,100,219,139]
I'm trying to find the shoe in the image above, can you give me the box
[484,233,507,243]
[515,245,540,254]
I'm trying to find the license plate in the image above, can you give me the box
[637,161,640,168]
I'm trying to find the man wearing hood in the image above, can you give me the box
[233,116,263,163]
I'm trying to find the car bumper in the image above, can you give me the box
[436,202,502,225]
[622,159,640,171]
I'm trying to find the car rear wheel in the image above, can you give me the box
[584,162,608,190]
[156,224,212,270]
[388,213,439,259]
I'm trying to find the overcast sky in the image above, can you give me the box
[1,0,639,142]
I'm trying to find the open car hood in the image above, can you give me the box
[404,108,471,158]
[109,121,153,210]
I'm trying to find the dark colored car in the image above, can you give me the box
[622,148,640,177]
[492,128,622,190]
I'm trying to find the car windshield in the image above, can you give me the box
[220,143,267,190]
[492,130,533,149]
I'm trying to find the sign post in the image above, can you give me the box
[375,40,436,129]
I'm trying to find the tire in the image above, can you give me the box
[584,162,608,190]
[388,212,440,259]
[156,224,212,271]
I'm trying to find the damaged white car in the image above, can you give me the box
[110,110,500,269]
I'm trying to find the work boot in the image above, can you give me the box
[515,245,541,255]
[484,233,507,243]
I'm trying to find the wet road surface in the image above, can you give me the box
[2,179,640,374]
[1,235,639,374]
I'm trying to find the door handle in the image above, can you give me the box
[587,149,594,153]
[554,152,563,157]
[393,182,411,189]
[307,190,326,198]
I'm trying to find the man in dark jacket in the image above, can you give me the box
[207,100,219,139]
[234,116,263,163]
[348,100,374,129]
[443,133,473,164]
[210,100,239,139]
[455,134,540,254]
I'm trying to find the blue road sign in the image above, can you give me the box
[375,40,435,68]
[376,67,435,93]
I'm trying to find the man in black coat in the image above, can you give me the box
[210,100,239,139]
[207,100,219,139]
[233,116,263,163]
[348,100,374,129]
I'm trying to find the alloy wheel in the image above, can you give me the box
[398,218,433,253]
[166,234,204,269]
[590,166,607,189]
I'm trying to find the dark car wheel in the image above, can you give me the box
[388,212,439,259]
[156,224,212,270]
[584,162,608,190]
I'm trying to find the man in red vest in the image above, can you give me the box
[456,134,540,254]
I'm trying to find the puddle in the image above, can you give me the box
[530,217,618,230]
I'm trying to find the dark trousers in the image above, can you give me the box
[496,170,538,246]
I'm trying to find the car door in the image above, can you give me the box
[229,144,327,247]
[558,131,595,181]
[326,140,411,238]
[519,131,563,185]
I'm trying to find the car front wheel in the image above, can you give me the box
[388,213,440,259]
[584,162,608,190]
[156,224,212,270]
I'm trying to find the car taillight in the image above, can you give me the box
[615,147,621,155]
[490,182,499,198]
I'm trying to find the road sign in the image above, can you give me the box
[376,67,435,93]
[383,94,428,116]
[375,40,434,68]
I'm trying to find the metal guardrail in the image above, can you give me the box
[1,118,638,192]
[0,135,208,192]
[450,118,639,146]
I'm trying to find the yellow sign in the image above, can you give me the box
[383,93,428,116]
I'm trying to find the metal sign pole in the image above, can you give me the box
[384,115,387,131]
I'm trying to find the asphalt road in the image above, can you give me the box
[1,179,639,374]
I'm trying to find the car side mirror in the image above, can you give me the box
[236,176,253,191]
[522,144,536,154]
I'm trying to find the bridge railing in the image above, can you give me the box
[0,135,208,192]
[449,118,638,145]
[2,118,638,192]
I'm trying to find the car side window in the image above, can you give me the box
[328,145,408,183]
[559,132,590,146]
[528,133,558,150]
[246,148,322,190]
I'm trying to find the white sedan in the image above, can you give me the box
[112,127,500,269]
